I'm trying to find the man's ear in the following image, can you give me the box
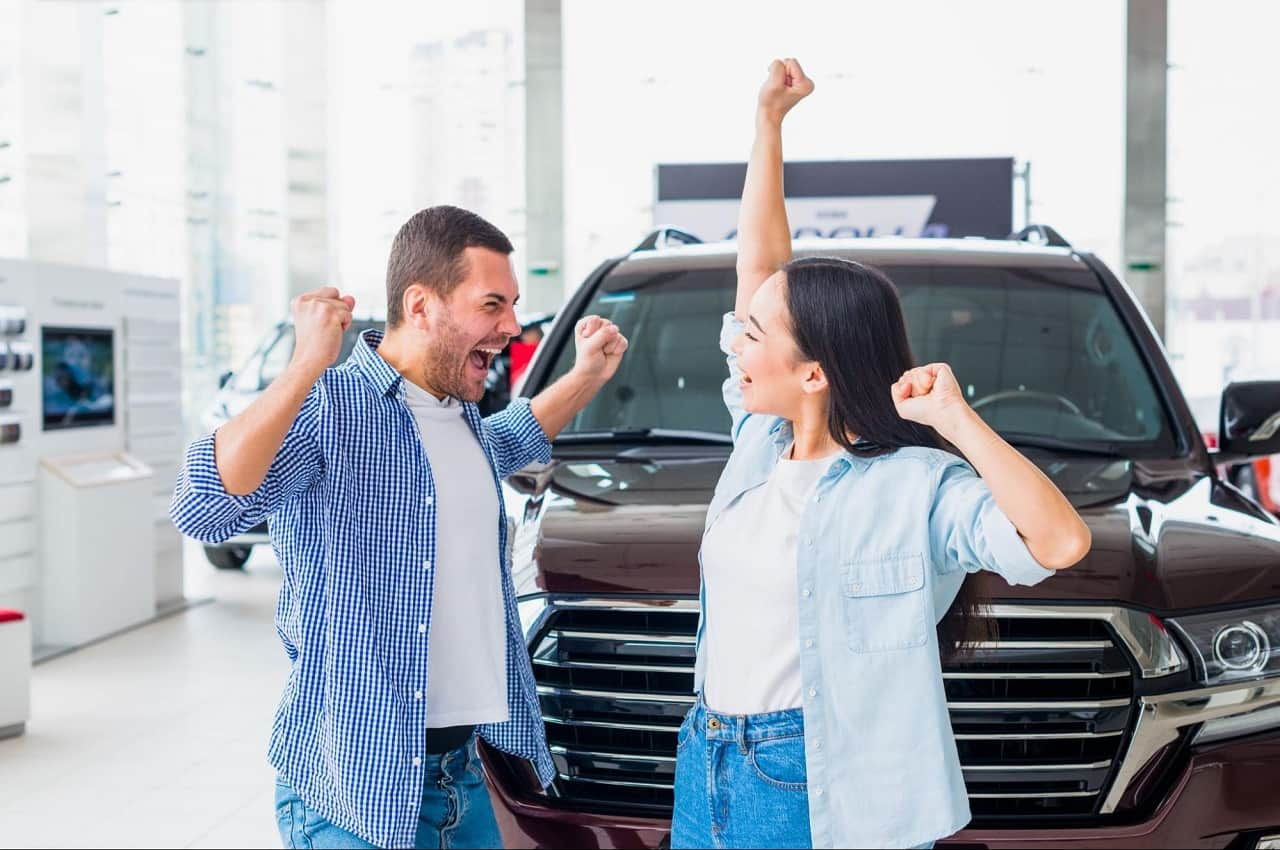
[401,283,440,331]
[801,361,829,396]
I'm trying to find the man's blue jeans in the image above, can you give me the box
[274,736,503,849]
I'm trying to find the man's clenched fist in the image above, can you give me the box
[291,287,356,377]
[571,315,628,386]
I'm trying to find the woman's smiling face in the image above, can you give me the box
[731,271,822,419]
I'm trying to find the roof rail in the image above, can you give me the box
[1009,224,1071,248]
[633,226,703,252]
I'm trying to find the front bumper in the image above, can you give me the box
[483,730,1280,849]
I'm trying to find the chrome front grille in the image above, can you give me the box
[525,601,1137,823]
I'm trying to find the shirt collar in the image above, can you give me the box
[350,328,404,398]
[768,417,876,475]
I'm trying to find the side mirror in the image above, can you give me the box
[217,370,234,389]
[1220,381,1280,459]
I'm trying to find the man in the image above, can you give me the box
[171,206,628,848]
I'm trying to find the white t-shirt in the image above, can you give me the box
[403,379,509,728]
[700,446,838,715]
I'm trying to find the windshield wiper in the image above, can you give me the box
[554,427,732,446]
[998,432,1129,458]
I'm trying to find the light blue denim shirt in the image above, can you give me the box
[693,314,1057,849]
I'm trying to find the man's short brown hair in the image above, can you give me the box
[385,206,514,327]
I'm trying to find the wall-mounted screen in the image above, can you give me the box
[42,326,115,431]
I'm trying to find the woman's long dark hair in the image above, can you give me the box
[782,256,993,659]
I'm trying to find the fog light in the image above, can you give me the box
[1215,622,1270,673]
[1255,834,1280,850]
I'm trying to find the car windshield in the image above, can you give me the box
[541,262,1177,454]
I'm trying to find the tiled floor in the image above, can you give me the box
[0,542,289,849]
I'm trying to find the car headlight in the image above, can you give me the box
[1168,605,1280,686]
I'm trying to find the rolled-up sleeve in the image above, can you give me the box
[169,385,324,544]
[483,397,552,479]
[929,459,1056,587]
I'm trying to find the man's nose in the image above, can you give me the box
[499,308,521,339]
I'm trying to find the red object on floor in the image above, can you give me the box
[0,609,24,624]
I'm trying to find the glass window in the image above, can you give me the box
[541,263,1175,453]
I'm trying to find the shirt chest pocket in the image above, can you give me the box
[842,553,929,653]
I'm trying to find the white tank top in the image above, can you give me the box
[700,446,837,715]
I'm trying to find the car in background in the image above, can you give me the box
[485,226,1280,849]
[198,311,553,570]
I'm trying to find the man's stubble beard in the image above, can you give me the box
[421,317,483,403]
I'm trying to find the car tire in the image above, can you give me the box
[204,544,252,571]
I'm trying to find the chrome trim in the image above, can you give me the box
[557,776,1106,801]
[986,604,1187,678]
[543,715,679,733]
[954,730,1124,741]
[538,684,1130,714]
[947,698,1132,711]
[558,774,671,790]
[971,640,1112,650]
[550,745,676,764]
[533,658,692,674]
[536,685,695,704]
[962,760,1113,772]
[1100,675,1280,813]
[969,790,1100,800]
[943,671,1129,680]
[551,629,696,645]
[532,596,701,613]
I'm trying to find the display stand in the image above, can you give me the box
[38,453,155,647]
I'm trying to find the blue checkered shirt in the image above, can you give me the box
[170,329,554,848]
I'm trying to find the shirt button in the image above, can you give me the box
[814,786,824,797]
[851,582,862,592]
[804,639,814,648]
[804,537,813,546]
[802,588,812,598]
[814,740,823,750]
[418,624,426,634]
[415,690,423,700]
[423,560,432,571]
[808,687,818,698]
[425,496,434,507]
[412,756,422,767]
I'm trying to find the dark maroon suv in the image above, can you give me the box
[483,229,1280,849]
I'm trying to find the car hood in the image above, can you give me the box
[506,449,1280,613]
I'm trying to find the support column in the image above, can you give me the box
[523,0,564,313]
[1124,0,1169,339]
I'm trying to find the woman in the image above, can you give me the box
[669,59,1092,850]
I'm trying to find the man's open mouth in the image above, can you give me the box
[468,346,503,373]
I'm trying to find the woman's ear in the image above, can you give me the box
[801,361,829,395]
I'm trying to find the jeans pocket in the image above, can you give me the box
[273,787,313,850]
[747,736,808,790]
[675,709,696,753]
[462,736,487,785]
[842,553,929,652]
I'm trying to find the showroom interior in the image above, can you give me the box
[1,0,1280,848]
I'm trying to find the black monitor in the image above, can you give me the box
[41,326,116,431]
